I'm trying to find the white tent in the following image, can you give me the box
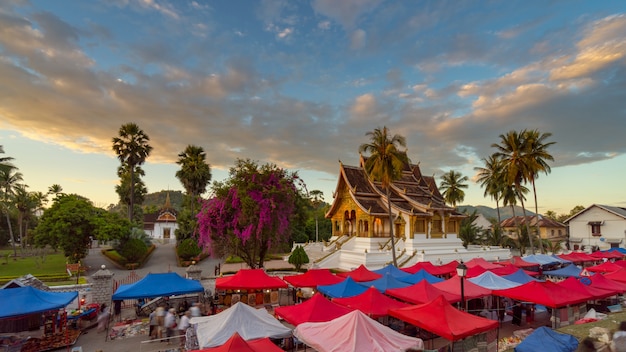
[190,302,292,348]
[294,310,423,352]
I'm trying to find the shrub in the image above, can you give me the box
[288,245,309,271]
[120,238,148,263]
[177,238,201,261]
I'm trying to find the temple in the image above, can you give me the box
[313,155,510,271]
[144,192,178,242]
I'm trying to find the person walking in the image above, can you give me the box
[178,310,191,348]
[155,305,166,340]
[149,309,158,339]
[164,308,177,344]
[96,303,110,333]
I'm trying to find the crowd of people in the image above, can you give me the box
[147,300,211,348]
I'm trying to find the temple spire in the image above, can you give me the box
[163,192,172,209]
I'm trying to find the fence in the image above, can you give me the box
[113,271,143,309]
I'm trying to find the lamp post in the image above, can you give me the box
[457,260,467,311]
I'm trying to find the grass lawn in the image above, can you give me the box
[0,249,67,277]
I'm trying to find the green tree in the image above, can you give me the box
[474,155,505,224]
[458,210,482,247]
[359,126,409,267]
[112,123,153,222]
[439,170,469,209]
[47,184,64,202]
[288,245,309,271]
[176,145,212,215]
[0,161,22,258]
[115,164,147,223]
[13,184,44,248]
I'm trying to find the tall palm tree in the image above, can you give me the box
[0,166,22,258]
[112,123,153,222]
[175,145,212,215]
[115,164,147,222]
[492,130,536,254]
[47,184,64,201]
[522,129,555,254]
[439,170,469,209]
[474,155,505,224]
[359,126,409,267]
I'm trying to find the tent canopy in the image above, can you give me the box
[433,275,492,300]
[502,269,542,285]
[332,287,411,318]
[317,276,368,298]
[274,293,353,326]
[190,302,292,348]
[514,326,578,352]
[389,296,498,341]
[336,264,382,282]
[359,273,412,293]
[216,269,287,290]
[0,286,78,319]
[398,269,444,285]
[543,264,582,278]
[294,310,423,352]
[590,273,626,292]
[386,280,461,305]
[191,332,283,352]
[510,256,540,269]
[493,280,590,308]
[557,277,621,300]
[465,258,502,270]
[401,261,439,275]
[372,265,411,279]
[586,262,623,273]
[112,272,204,300]
[468,271,521,290]
[282,269,344,288]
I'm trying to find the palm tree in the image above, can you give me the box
[439,170,469,209]
[112,123,153,222]
[359,126,409,267]
[0,166,23,258]
[522,129,555,254]
[47,184,64,201]
[115,164,147,222]
[175,145,212,215]
[474,155,505,224]
[492,130,536,254]
[309,190,324,242]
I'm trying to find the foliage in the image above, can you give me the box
[545,205,585,223]
[439,170,469,208]
[359,126,408,267]
[458,210,483,247]
[119,238,148,263]
[197,158,303,269]
[288,245,309,271]
[176,145,212,215]
[177,238,202,260]
[175,206,195,242]
[0,161,22,258]
[114,164,148,223]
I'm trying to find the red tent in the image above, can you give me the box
[586,262,624,274]
[283,269,345,287]
[336,264,382,282]
[492,280,590,308]
[556,277,621,300]
[465,258,502,270]
[332,287,411,318]
[274,293,353,326]
[430,260,459,276]
[510,256,540,269]
[591,251,624,260]
[389,296,498,341]
[433,276,492,300]
[465,265,488,278]
[190,332,283,352]
[590,273,626,292]
[489,263,539,277]
[216,269,288,290]
[386,280,461,305]
[401,261,439,275]
[604,268,626,284]
[614,260,626,268]
[559,252,598,264]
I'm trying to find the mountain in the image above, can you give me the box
[143,190,185,211]
[458,205,536,222]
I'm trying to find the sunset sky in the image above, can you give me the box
[1,1,625,214]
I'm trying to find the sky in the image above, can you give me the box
[1,0,625,214]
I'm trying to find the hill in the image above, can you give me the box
[106,190,185,213]
[458,205,536,222]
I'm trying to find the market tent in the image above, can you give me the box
[372,265,411,279]
[465,258,502,270]
[358,273,412,293]
[274,293,353,326]
[215,269,287,290]
[502,269,543,285]
[336,264,382,282]
[282,269,345,288]
[0,286,78,319]
[492,280,590,308]
[389,296,498,341]
[397,269,444,285]
[331,287,411,318]
[514,326,578,352]
[430,260,459,276]
[433,275,492,300]
[558,252,597,264]
[556,277,621,300]
[523,254,568,266]
[465,265,488,278]
[112,272,204,300]
[468,271,521,290]
[489,263,539,277]
[603,268,626,284]
[543,264,582,278]
[386,280,461,305]
[586,261,623,273]
[401,261,439,275]
[318,276,369,298]
[190,302,292,349]
[190,332,283,352]
[591,250,624,260]
[294,310,423,352]
[510,256,540,269]
[590,273,626,292]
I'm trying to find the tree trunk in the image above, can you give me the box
[496,198,501,225]
[386,188,398,267]
[517,182,535,255]
[531,180,544,253]
[4,210,16,259]
[129,164,135,222]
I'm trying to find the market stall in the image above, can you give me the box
[336,264,382,282]
[282,269,345,287]
[317,276,368,298]
[190,332,283,352]
[331,287,411,318]
[386,280,461,305]
[274,293,353,326]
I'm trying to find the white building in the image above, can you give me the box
[564,204,626,251]
[144,193,178,242]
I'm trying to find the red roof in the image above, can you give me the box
[216,269,288,290]
[386,280,461,305]
[510,256,540,269]
[191,332,283,352]
[336,264,382,282]
[274,293,354,326]
[430,260,459,276]
[590,273,626,292]
[590,251,624,260]
[493,280,590,308]
[558,252,598,263]
[556,277,621,300]
[433,276,492,300]
[332,287,411,318]
[604,268,626,284]
[389,296,498,341]
[401,261,439,275]
[465,258,502,270]
[586,262,624,273]
[282,269,345,287]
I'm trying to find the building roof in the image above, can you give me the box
[564,204,626,223]
[500,216,566,228]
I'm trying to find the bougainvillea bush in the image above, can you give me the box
[197,158,305,269]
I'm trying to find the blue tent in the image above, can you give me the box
[524,254,570,266]
[398,269,444,285]
[358,273,411,293]
[112,272,204,300]
[543,264,582,278]
[502,269,543,285]
[318,276,368,298]
[372,265,411,279]
[515,326,578,352]
[468,271,521,290]
[0,286,78,318]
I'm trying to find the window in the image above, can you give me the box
[447,220,456,233]
[590,222,602,236]
[415,219,426,233]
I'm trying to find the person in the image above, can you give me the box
[178,310,191,348]
[113,300,122,322]
[613,321,626,352]
[296,289,304,303]
[155,305,166,340]
[96,303,110,333]
[164,308,177,344]
[190,303,201,317]
[149,309,158,339]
